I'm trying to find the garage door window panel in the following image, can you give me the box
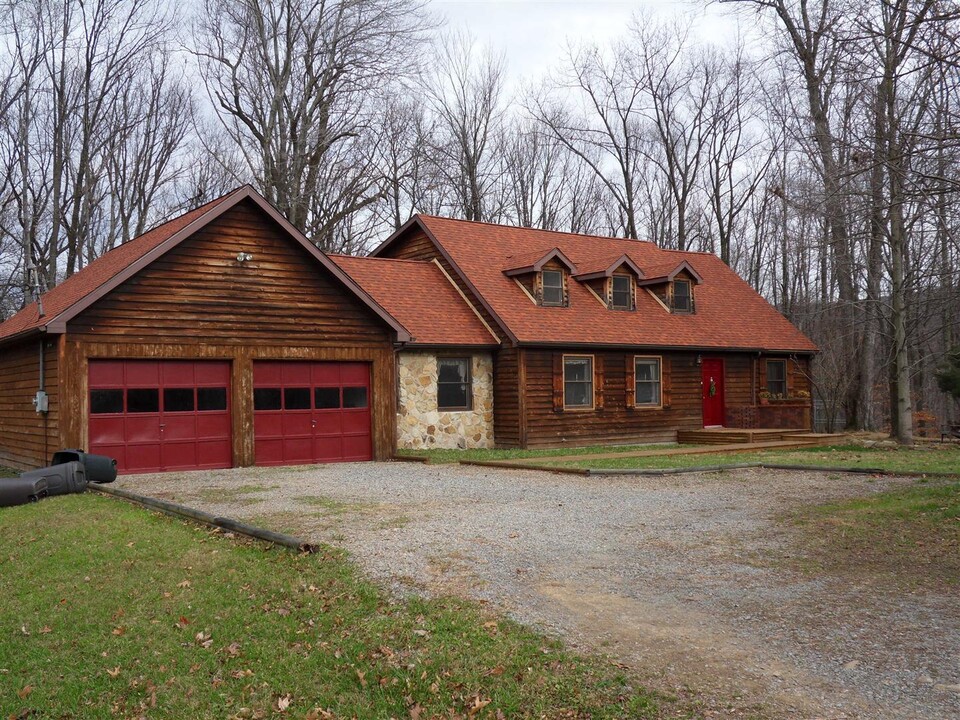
[197,388,227,411]
[163,388,195,412]
[127,388,159,413]
[343,386,368,408]
[284,387,311,410]
[254,388,282,411]
[315,387,340,409]
[91,389,123,414]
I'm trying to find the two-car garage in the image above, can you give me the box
[0,187,407,474]
[87,359,372,473]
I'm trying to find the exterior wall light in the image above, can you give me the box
[236,252,253,263]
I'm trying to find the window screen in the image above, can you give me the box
[563,356,593,408]
[766,360,787,397]
[437,357,472,410]
[634,357,661,406]
[541,270,564,306]
[612,275,632,309]
[673,280,692,312]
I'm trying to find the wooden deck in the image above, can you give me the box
[677,428,843,446]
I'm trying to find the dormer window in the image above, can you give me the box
[672,279,692,313]
[541,270,565,306]
[611,275,633,310]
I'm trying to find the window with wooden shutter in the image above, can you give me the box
[562,355,594,409]
[624,355,635,407]
[552,353,563,411]
[661,357,672,407]
[595,355,604,410]
[633,356,662,407]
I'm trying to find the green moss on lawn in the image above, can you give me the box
[0,493,672,719]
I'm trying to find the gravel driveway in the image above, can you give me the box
[118,463,959,720]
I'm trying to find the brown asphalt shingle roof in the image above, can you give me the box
[329,255,497,347]
[387,215,817,353]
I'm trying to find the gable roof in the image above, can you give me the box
[636,259,703,285]
[374,215,817,353]
[329,255,498,347]
[573,253,646,281]
[502,247,577,276]
[0,186,410,345]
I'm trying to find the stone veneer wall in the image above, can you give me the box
[397,351,494,449]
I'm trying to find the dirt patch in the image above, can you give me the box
[119,463,960,720]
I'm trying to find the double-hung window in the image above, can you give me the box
[634,357,661,406]
[541,270,565,306]
[563,355,593,408]
[437,357,472,410]
[672,279,692,313]
[611,275,632,310]
[766,360,787,397]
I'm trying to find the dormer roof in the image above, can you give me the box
[573,254,645,281]
[635,260,703,285]
[502,247,577,276]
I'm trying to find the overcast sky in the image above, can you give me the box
[426,0,753,88]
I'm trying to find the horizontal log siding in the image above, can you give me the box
[493,346,522,447]
[522,348,705,447]
[61,200,397,463]
[70,201,390,347]
[0,338,60,470]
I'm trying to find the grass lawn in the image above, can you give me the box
[544,444,960,474]
[396,443,680,464]
[1,465,16,478]
[0,493,672,719]
[789,479,960,587]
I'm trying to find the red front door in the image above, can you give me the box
[701,358,725,427]
[88,360,233,473]
[253,361,372,466]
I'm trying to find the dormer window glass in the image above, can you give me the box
[672,279,692,313]
[541,270,564,306]
[611,275,632,310]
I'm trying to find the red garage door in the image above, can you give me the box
[88,360,232,473]
[253,361,372,466]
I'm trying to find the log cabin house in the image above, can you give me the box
[0,187,816,472]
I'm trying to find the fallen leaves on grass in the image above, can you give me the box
[274,694,292,712]
[107,666,121,678]
[17,684,33,699]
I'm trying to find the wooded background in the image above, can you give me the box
[0,0,957,442]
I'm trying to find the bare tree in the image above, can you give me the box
[424,31,507,222]
[193,0,429,249]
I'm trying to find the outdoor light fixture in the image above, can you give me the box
[236,252,253,263]
[696,353,702,366]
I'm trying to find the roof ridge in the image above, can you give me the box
[416,214,656,246]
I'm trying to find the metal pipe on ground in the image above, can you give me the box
[88,484,316,553]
